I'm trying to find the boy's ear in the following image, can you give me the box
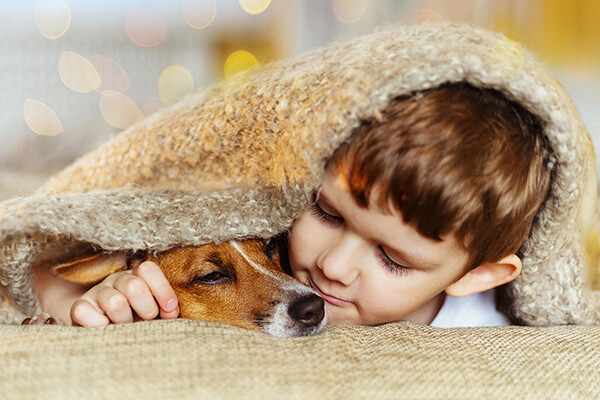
[444,254,522,298]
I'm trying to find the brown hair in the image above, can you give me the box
[331,82,553,269]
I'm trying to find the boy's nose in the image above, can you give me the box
[317,235,360,285]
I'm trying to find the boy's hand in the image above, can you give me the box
[71,261,179,327]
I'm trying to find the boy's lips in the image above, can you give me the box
[307,276,353,307]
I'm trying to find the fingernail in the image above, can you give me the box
[165,297,178,312]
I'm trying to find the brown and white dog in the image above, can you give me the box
[24,240,326,338]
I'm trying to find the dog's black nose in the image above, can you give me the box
[288,294,325,327]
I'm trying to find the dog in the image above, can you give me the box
[23,240,326,338]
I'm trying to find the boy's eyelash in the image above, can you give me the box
[310,203,343,225]
[377,247,414,277]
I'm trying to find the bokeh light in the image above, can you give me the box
[158,65,195,105]
[99,91,144,129]
[142,97,168,116]
[23,99,64,137]
[224,50,259,79]
[238,0,271,15]
[415,8,445,24]
[183,0,217,30]
[89,55,131,94]
[125,7,167,48]
[58,51,101,93]
[35,0,71,39]
[489,38,525,76]
[332,0,368,24]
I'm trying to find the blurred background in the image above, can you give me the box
[1,0,599,200]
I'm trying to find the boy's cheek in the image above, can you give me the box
[289,213,326,253]
[288,212,329,280]
[291,268,306,284]
[286,244,312,285]
[287,257,310,288]
[286,245,306,280]
[287,223,309,267]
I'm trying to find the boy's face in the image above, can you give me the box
[288,165,471,326]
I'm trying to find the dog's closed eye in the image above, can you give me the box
[191,270,234,285]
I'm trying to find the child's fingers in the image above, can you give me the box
[112,273,159,320]
[93,286,135,324]
[134,261,179,319]
[71,298,110,327]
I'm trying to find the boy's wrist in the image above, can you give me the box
[32,264,87,325]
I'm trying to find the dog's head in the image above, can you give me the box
[51,240,326,337]
[142,240,326,337]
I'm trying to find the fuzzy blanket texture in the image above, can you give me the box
[1,22,599,398]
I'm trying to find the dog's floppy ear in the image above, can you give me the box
[50,253,127,285]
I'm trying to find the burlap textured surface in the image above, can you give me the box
[1,320,599,400]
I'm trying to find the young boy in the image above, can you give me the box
[33,82,552,328]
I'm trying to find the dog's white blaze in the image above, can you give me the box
[230,240,295,288]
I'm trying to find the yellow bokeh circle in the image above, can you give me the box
[23,99,64,137]
[183,0,217,30]
[99,91,144,129]
[158,65,195,105]
[238,0,271,15]
[224,50,259,79]
[35,0,71,39]
[58,51,101,93]
[332,0,368,24]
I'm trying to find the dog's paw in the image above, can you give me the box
[21,313,64,326]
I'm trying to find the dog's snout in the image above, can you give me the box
[288,294,325,327]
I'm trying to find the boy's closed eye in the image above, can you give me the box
[377,247,415,277]
[310,201,343,225]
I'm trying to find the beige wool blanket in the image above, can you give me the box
[1,22,600,398]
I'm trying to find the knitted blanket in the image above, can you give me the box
[1,22,599,398]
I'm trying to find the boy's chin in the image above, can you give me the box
[323,305,371,326]
[322,305,354,325]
